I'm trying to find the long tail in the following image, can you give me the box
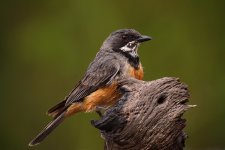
[29,111,66,146]
[47,100,66,117]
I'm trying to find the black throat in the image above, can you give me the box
[114,48,140,69]
[124,52,140,69]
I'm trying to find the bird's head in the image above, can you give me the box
[102,29,151,58]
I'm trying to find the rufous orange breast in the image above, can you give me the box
[65,64,144,117]
[129,63,144,80]
[65,83,121,116]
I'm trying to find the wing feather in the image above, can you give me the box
[65,61,120,106]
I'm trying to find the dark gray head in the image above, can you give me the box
[101,29,151,58]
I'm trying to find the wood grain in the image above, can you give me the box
[91,77,195,150]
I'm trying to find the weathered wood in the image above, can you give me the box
[92,77,194,150]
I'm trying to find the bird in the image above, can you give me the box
[29,29,151,146]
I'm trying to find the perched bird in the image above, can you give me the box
[29,29,151,146]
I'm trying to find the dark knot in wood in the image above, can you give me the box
[92,77,193,150]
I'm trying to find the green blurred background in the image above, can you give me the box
[1,0,225,150]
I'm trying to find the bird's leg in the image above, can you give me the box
[95,106,105,117]
[96,111,102,117]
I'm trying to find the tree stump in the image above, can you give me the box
[91,77,195,150]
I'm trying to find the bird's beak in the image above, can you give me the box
[136,35,152,43]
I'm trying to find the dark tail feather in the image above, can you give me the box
[47,100,66,117]
[29,111,66,147]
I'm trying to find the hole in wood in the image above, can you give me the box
[157,94,167,104]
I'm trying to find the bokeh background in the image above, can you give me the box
[1,0,225,150]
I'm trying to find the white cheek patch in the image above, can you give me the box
[120,41,137,52]
[120,45,133,52]
[129,49,138,58]
[120,41,140,58]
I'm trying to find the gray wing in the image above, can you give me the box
[65,60,120,106]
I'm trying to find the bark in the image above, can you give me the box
[91,77,195,150]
